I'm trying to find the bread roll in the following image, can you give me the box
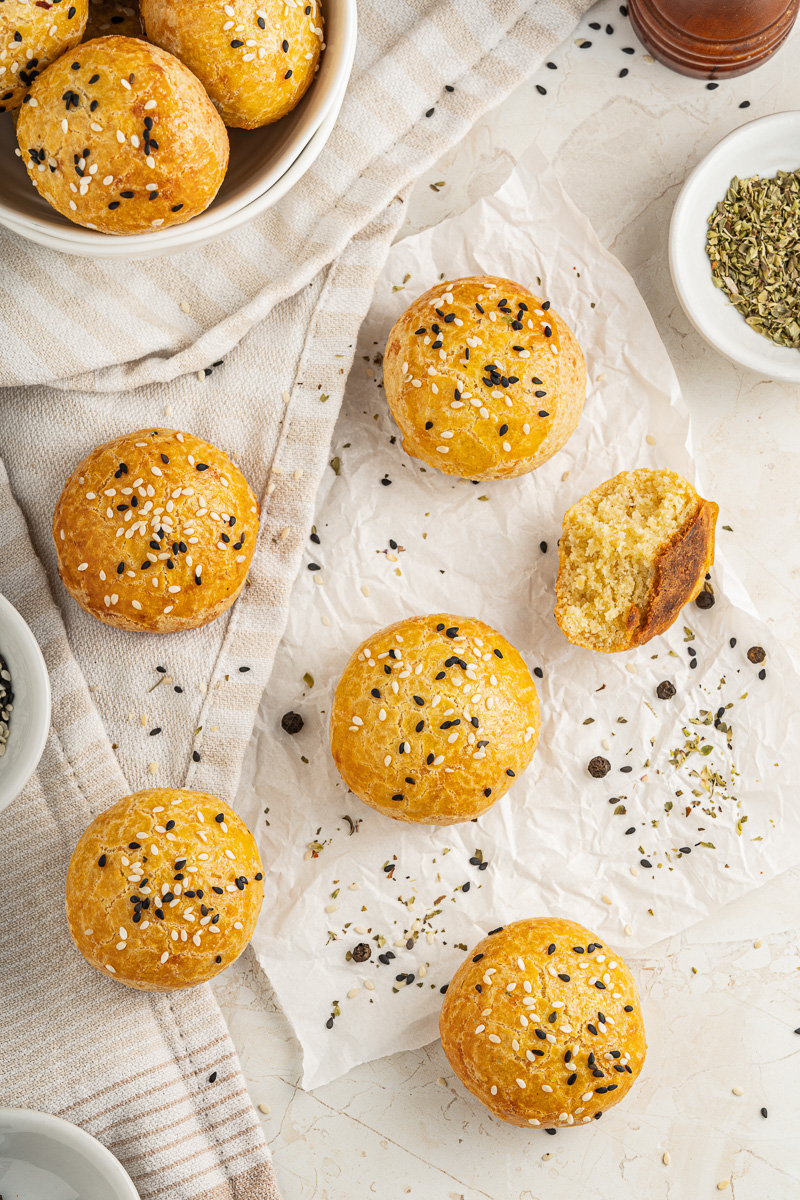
[0,0,88,113]
[140,0,323,129]
[66,788,264,991]
[15,36,228,234]
[52,427,259,633]
[383,275,586,481]
[329,614,540,825]
[555,468,718,652]
[440,918,647,1128]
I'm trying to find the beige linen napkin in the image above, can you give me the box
[0,2,591,1196]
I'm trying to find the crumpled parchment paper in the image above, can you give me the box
[235,143,800,1090]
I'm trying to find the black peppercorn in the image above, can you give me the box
[351,942,371,963]
[656,680,676,700]
[747,645,766,664]
[588,756,611,778]
[281,711,304,735]
[695,590,715,609]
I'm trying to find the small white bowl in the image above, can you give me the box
[0,0,357,258]
[670,110,800,381]
[0,593,51,816]
[0,56,348,258]
[0,1109,139,1200]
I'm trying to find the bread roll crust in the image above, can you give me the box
[439,918,647,1128]
[52,427,259,633]
[633,497,717,644]
[555,468,719,653]
[0,0,88,113]
[329,614,540,826]
[383,275,586,481]
[16,36,229,234]
[140,0,323,129]
[65,788,264,991]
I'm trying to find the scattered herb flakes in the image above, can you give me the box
[330,457,342,476]
[303,672,314,689]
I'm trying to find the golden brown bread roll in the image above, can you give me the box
[52,427,259,633]
[66,788,265,991]
[440,918,647,1128]
[329,614,540,825]
[383,275,586,481]
[83,0,144,41]
[140,0,323,129]
[0,0,88,113]
[15,36,228,234]
[555,468,718,653]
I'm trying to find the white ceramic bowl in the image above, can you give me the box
[0,592,51,817]
[670,110,800,382]
[0,0,356,258]
[0,56,348,259]
[0,1109,139,1200]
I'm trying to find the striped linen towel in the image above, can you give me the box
[0,2,590,1196]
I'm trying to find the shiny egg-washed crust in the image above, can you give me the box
[65,789,265,991]
[83,0,145,41]
[53,427,259,633]
[140,0,323,129]
[16,37,228,234]
[383,275,586,481]
[329,614,540,826]
[0,0,88,112]
[555,470,719,652]
[440,918,647,1128]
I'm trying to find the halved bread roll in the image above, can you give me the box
[554,468,718,653]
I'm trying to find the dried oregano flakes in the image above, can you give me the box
[706,169,800,350]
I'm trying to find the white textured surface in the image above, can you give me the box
[213,2,800,1194]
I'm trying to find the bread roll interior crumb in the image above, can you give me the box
[556,469,704,652]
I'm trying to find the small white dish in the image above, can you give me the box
[0,0,357,258]
[669,110,800,381]
[0,593,51,816]
[0,1109,139,1200]
[0,53,349,259]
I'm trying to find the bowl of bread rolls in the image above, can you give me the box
[0,0,356,256]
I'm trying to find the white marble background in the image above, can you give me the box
[212,3,800,1195]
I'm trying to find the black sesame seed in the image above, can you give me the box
[98,854,106,867]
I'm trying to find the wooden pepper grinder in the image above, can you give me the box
[627,0,800,78]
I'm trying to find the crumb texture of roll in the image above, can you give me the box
[140,0,323,129]
[383,275,586,481]
[439,917,647,1128]
[65,788,265,991]
[329,614,540,825]
[16,36,229,234]
[52,427,259,633]
[0,0,88,113]
[555,468,719,653]
[83,0,144,41]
